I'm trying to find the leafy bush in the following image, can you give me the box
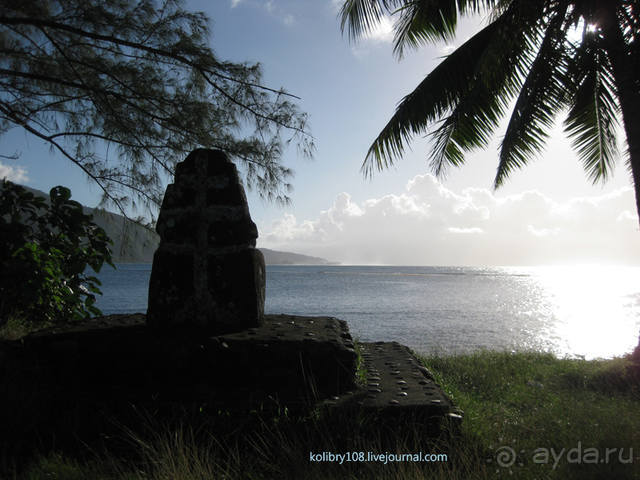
[0,180,113,327]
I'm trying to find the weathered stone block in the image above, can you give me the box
[210,315,358,398]
[155,214,201,245]
[174,149,238,178]
[208,219,258,246]
[1,314,358,406]
[159,184,196,210]
[147,250,196,329]
[206,184,247,206]
[203,248,265,332]
[147,149,265,333]
[147,247,265,334]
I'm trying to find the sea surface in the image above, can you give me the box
[93,264,640,359]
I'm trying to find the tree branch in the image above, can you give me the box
[0,102,128,218]
[0,16,302,99]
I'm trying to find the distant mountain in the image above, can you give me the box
[3,182,335,265]
[1,183,160,263]
[260,248,335,265]
[91,209,159,263]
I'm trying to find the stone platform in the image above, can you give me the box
[322,342,462,430]
[2,314,357,406]
[1,314,461,435]
[212,314,357,400]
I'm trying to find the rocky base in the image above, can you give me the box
[321,342,463,434]
[0,314,461,443]
[1,314,357,407]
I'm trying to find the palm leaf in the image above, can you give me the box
[392,0,503,58]
[392,1,460,58]
[362,0,545,177]
[340,0,403,42]
[428,2,548,174]
[563,31,619,183]
[340,0,500,54]
[496,5,570,188]
[362,18,501,176]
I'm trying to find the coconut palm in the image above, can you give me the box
[340,0,640,220]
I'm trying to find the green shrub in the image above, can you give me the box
[0,180,113,327]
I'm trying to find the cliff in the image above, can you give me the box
[3,183,334,265]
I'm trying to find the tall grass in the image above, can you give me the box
[424,351,640,480]
[7,351,640,479]
[0,316,36,341]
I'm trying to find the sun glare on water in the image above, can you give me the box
[529,265,640,359]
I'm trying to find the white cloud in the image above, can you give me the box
[0,162,28,183]
[527,225,560,237]
[259,174,640,266]
[449,227,484,234]
[347,14,395,57]
[363,16,394,43]
[617,210,637,222]
[231,0,243,8]
[283,14,295,26]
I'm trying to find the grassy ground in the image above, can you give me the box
[0,316,37,341]
[425,351,640,479]
[5,350,640,479]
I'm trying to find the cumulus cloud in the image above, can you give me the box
[0,162,28,183]
[362,16,394,43]
[347,14,395,56]
[259,174,640,266]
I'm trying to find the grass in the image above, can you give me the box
[423,351,640,479]
[0,316,36,341]
[353,339,368,386]
[4,350,640,479]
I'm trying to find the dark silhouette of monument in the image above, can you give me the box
[0,149,461,453]
[147,149,265,334]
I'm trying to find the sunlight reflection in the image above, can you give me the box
[527,265,640,359]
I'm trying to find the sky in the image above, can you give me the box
[2,0,640,266]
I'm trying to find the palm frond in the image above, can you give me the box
[341,0,501,53]
[456,0,502,14]
[339,0,403,42]
[390,0,506,58]
[362,17,502,176]
[496,5,570,188]
[429,75,512,176]
[362,0,549,177]
[362,0,547,177]
[426,0,547,176]
[563,31,620,183]
[618,1,640,59]
[392,1,459,58]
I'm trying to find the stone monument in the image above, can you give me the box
[147,149,265,334]
[0,148,460,449]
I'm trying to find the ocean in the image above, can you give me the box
[93,264,640,360]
